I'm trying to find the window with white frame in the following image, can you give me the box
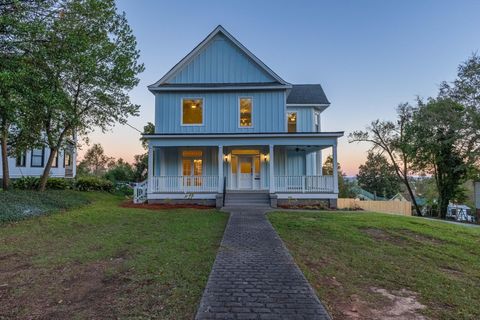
[182,98,203,125]
[31,148,44,167]
[239,98,252,127]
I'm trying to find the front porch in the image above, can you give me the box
[136,133,342,207]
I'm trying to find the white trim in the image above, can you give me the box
[238,96,253,129]
[150,85,290,91]
[148,193,217,200]
[180,97,205,126]
[143,132,344,139]
[276,193,338,199]
[148,25,290,89]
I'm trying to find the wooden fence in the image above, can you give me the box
[337,198,412,216]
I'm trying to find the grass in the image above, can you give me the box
[269,211,480,320]
[0,189,91,223]
[0,192,228,319]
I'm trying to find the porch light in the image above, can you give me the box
[263,154,269,162]
[224,154,231,163]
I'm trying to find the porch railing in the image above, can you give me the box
[274,175,335,193]
[149,176,219,193]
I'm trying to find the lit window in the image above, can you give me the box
[182,98,203,125]
[239,98,252,127]
[16,152,26,167]
[31,148,44,167]
[288,112,297,133]
[182,150,203,186]
[64,151,72,167]
[182,150,203,157]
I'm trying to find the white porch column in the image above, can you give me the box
[269,144,275,193]
[148,145,154,191]
[218,145,224,193]
[332,144,339,193]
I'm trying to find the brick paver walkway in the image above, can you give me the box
[195,208,331,320]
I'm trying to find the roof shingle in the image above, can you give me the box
[287,84,330,105]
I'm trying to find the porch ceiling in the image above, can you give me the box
[145,132,343,148]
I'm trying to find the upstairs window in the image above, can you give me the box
[239,98,252,127]
[288,112,297,133]
[182,98,203,125]
[31,148,44,167]
[16,151,26,167]
[314,112,320,132]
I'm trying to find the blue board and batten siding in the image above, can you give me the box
[168,34,275,84]
[155,91,286,133]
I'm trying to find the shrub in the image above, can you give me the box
[12,177,40,190]
[75,176,114,192]
[46,178,73,190]
[114,182,134,196]
[12,177,73,190]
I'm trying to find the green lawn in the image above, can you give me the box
[269,211,480,320]
[0,193,227,319]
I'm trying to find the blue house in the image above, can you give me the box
[136,26,343,208]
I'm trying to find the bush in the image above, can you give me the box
[12,177,73,190]
[46,177,73,190]
[114,182,134,196]
[75,176,114,192]
[12,177,40,190]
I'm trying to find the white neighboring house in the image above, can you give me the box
[0,145,76,179]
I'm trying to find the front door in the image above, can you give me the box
[239,156,253,189]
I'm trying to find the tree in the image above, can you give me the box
[32,0,144,191]
[408,98,480,218]
[322,155,355,198]
[78,143,113,176]
[104,158,134,183]
[132,153,148,182]
[0,0,55,190]
[357,152,401,198]
[349,104,422,215]
[140,122,154,149]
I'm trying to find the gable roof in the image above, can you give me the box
[287,84,330,105]
[148,25,290,91]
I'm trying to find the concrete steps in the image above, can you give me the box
[224,192,270,208]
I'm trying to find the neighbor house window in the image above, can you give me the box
[51,150,59,168]
[64,151,72,167]
[16,151,26,167]
[182,98,203,125]
[31,148,44,167]
[239,98,252,127]
[314,112,320,132]
[288,112,297,133]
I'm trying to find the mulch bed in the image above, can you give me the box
[120,201,215,210]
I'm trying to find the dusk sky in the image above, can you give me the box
[84,0,480,176]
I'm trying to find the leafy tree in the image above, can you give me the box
[408,98,480,218]
[322,155,355,198]
[31,0,144,191]
[132,153,148,182]
[0,0,54,189]
[104,158,134,183]
[78,143,113,176]
[357,152,400,198]
[349,104,422,215]
[140,122,154,149]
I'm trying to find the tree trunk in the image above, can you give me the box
[38,147,57,191]
[403,175,422,216]
[1,127,9,190]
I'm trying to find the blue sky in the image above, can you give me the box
[88,0,480,175]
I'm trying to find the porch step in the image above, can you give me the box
[224,192,270,207]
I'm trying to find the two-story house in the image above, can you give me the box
[136,26,343,208]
